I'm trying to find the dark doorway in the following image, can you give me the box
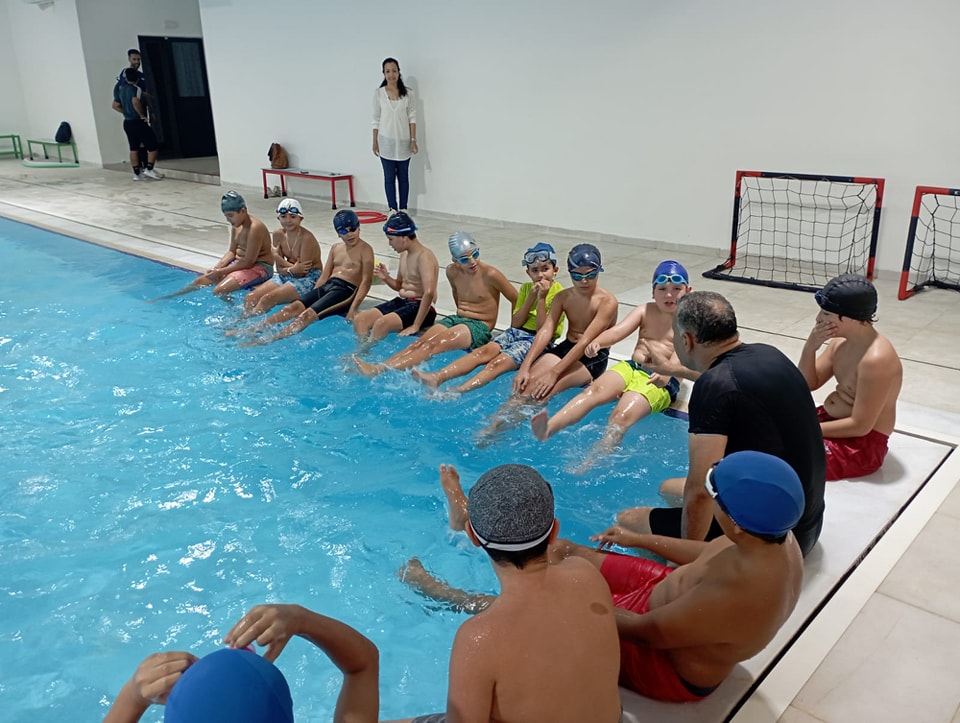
[138,36,218,159]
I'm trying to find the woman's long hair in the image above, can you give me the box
[379,57,408,97]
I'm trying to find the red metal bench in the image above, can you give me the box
[262,168,355,209]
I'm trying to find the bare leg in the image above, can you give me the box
[150,274,215,302]
[237,304,316,346]
[439,463,468,531]
[659,476,685,506]
[413,342,500,392]
[451,353,518,394]
[227,300,305,337]
[531,371,625,441]
[475,394,544,447]
[249,283,298,316]
[615,506,654,534]
[352,308,382,338]
[398,557,494,615]
[573,391,654,474]
[354,326,471,377]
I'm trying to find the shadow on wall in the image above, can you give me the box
[407,74,428,215]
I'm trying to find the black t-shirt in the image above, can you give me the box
[689,343,826,555]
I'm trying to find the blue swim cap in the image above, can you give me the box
[706,451,805,537]
[522,242,557,267]
[221,191,246,213]
[333,209,360,234]
[383,211,417,236]
[567,243,603,272]
[164,649,293,723]
[652,260,689,285]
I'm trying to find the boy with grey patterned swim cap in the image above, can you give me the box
[399,462,622,723]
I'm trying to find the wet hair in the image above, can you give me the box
[379,57,408,97]
[484,537,551,569]
[127,48,141,58]
[675,291,738,344]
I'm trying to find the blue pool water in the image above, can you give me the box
[0,216,688,721]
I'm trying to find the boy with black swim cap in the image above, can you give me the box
[799,273,902,479]
[398,463,622,723]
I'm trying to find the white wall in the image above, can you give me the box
[75,0,204,165]
[0,1,27,135]
[5,0,99,163]
[198,0,960,273]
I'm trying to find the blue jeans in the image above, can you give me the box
[380,157,410,210]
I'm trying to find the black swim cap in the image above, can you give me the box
[815,273,877,321]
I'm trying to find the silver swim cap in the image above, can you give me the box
[448,231,479,259]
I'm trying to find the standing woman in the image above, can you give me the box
[372,57,418,215]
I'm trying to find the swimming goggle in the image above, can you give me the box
[522,249,556,266]
[569,269,600,281]
[653,273,688,286]
[335,224,359,235]
[277,206,302,216]
[704,463,732,517]
[455,249,480,264]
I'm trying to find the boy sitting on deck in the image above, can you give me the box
[531,260,690,472]
[410,242,564,394]
[352,231,517,377]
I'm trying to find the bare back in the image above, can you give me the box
[646,536,803,688]
[449,556,621,723]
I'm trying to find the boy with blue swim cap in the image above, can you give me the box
[352,231,518,377]
[104,603,378,722]
[532,259,690,472]
[411,241,565,393]
[351,211,441,349]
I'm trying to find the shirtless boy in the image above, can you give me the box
[477,244,617,441]
[352,212,439,351]
[404,451,805,705]
[353,232,517,377]
[531,260,689,467]
[233,209,374,345]
[411,242,564,394]
[242,198,323,316]
[393,463,622,723]
[799,273,903,479]
[157,191,273,300]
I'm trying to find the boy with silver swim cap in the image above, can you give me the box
[353,231,518,377]
[153,191,274,302]
[242,198,325,316]
[399,463,622,723]
[351,211,441,350]
[103,602,378,722]
[412,242,565,394]
[532,259,691,472]
[800,273,902,479]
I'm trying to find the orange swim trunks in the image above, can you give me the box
[817,406,889,480]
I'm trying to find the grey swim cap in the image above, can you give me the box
[448,231,479,259]
[468,464,555,551]
[221,190,246,213]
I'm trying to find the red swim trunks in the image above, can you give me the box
[817,406,889,480]
[599,553,714,703]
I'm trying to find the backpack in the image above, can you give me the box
[267,142,289,169]
[55,122,72,143]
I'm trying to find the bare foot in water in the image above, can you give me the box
[410,368,441,391]
[531,409,551,441]
[352,355,385,377]
[439,463,468,531]
[399,556,494,614]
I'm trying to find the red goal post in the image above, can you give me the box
[899,185,960,300]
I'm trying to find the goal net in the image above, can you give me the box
[899,185,960,300]
[704,171,884,293]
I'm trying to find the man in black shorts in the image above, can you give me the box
[617,290,826,557]
[114,67,162,181]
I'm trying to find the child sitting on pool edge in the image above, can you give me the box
[410,242,564,394]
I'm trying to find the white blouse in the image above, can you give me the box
[372,87,417,161]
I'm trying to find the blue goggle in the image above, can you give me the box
[277,206,302,216]
[569,268,600,281]
[335,224,358,235]
[455,249,480,264]
[653,273,687,286]
[522,249,556,266]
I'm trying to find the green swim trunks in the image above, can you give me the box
[610,360,679,414]
[437,314,493,349]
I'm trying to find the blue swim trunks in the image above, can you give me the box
[492,326,536,366]
[273,268,322,296]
